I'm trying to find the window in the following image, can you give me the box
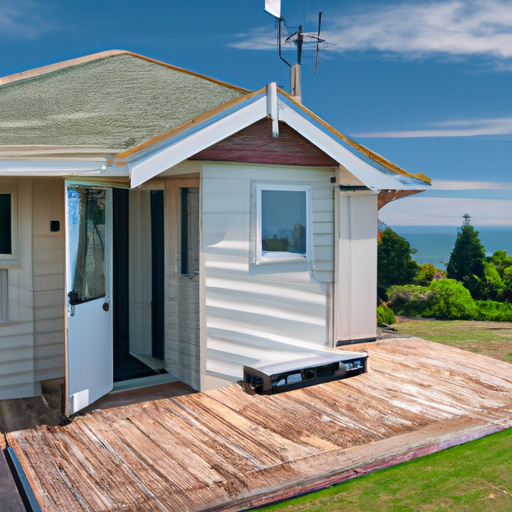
[256,184,311,262]
[67,186,107,304]
[0,193,12,255]
[180,188,199,275]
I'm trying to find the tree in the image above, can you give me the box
[378,228,419,294]
[414,262,446,286]
[487,250,512,302]
[446,215,486,299]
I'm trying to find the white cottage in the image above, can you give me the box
[0,51,430,414]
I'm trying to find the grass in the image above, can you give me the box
[394,319,512,363]
[252,320,512,511]
[254,428,512,511]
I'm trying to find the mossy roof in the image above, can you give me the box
[0,51,248,152]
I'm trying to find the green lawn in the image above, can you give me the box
[394,319,512,363]
[255,428,512,512]
[253,321,512,511]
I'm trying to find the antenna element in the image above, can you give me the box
[263,1,329,103]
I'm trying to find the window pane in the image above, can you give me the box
[0,194,12,255]
[180,188,199,275]
[68,187,106,303]
[261,190,306,254]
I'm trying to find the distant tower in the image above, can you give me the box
[462,213,471,226]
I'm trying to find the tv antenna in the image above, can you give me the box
[265,1,328,103]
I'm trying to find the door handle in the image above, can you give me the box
[103,302,110,312]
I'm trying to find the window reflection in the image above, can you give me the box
[261,190,306,255]
[68,187,106,303]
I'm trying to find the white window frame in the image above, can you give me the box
[0,185,17,263]
[256,183,312,264]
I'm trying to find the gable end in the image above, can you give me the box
[189,120,338,167]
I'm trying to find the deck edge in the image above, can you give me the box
[221,420,512,511]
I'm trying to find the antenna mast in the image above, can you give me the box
[265,1,326,103]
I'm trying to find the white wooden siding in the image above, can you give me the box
[32,179,65,384]
[336,191,378,342]
[0,178,66,400]
[201,163,335,386]
[164,176,201,390]
[0,178,37,399]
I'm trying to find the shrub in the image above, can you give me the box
[388,284,431,317]
[414,263,446,286]
[482,261,505,300]
[474,300,512,322]
[388,279,512,321]
[423,279,476,319]
[377,304,396,324]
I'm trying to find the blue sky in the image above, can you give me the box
[1,0,511,228]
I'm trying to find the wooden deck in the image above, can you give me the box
[7,337,512,512]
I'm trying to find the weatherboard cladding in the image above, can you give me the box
[202,163,335,380]
[0,53,245,151]
[190,119,339,167]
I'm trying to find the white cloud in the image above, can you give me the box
[232,26,279,50]
[379,197,512,226]
[233,0,512,62]
[0,0,55,39]
[326,0,512,59]
[353,117,512,138]
[434,180,512,191]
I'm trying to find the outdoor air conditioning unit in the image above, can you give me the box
[243,350,368,395]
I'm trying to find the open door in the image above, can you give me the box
[65,184,113,415]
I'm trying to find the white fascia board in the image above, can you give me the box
[129,96,267,188]
[278,102,429,192]
[0,158,127,177]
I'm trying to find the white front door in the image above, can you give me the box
[65,184,113,414]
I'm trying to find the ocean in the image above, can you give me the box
[392,225,512,269]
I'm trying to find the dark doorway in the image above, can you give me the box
[113,188,129,356]
[112,188,162,382]
[151,190,165,360]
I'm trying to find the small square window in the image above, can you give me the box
[0,194,12,255]
[257,184,311,262]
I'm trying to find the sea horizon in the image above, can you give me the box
[390,225,512,268]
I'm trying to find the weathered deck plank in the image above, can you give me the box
[7,338,512,511]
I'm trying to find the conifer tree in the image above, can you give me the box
[446,215,486,299]
[378,228,419,291]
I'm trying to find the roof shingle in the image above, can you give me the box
[0,51,247,151]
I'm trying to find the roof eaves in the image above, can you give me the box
[0,145,121,159]
[128,91,268,188]
[277,88,431,187]
[116,88,266,161]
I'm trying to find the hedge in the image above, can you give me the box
[388,279,512,322]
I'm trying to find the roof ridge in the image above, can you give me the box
[0,50,127,86]
[0,50,252,94]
